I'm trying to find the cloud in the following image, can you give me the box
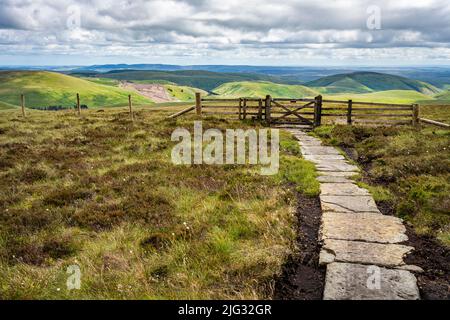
[0,0,449,64]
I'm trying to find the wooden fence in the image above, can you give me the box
[15,93,135,120]
[14,92,450,129]
[178,93,427,128]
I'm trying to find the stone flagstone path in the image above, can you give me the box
[286,128,421,300]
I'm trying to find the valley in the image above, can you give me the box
[2,68,450,110]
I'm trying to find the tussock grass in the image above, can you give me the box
[0,107,311,299]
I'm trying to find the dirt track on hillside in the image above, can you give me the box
[119,81,176,103]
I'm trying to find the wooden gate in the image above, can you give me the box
[268,98,318,127]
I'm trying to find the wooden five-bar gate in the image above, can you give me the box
[168,92,447,129]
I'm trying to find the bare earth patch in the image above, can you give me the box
[119,81,176,103]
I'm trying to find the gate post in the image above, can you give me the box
[258,98,263,121]
[265,95,272,125]
[314,95,322,127]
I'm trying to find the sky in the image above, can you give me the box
[0,0,449,66]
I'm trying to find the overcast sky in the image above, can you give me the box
[0,0,449,66]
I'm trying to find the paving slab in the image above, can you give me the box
[323,262,420,300]
[320,211,408,244]
[317,175,354,183]
[304,154,346,161]
[294,129,420,300]
[316,161,359,172]
[298,140,322,146]
[318,171,357,177]
[319,239,414,267]
[320,183,369,196]
[320,195,380,213]
[301,146,342,155]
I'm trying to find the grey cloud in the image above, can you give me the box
[0,0,449,63]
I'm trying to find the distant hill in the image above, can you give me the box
[212,81,318,98]
[76,70,278,91]
[0,71,153,109]
[307,72,440,95]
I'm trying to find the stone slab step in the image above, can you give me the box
[298,140,322,146]
[304,154,346,161]
[320,183,369,196]
[317,176,354,183]
[318,171,358,177]
[320,195,380,213]
[319,239,414,267]
[316,162,360,172]
[301,146,342,155]
[320,211,408,244]
[323,262,420,300]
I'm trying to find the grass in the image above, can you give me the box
[419,105,450,123]
[0,101,18,110]
[313,124,450,246]
[0,107,316,299]
[164,85,207,101]
[326,90,432,104]
[80,77,121,87]
[212,81,318,98]
[0,71,153,109]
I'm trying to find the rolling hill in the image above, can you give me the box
[76,70,278,92]
[0,71,153,109]
[307,72,440,95]
[212,81,318,98]
[326,90,432,104]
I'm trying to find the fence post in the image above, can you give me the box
[243,98,247,120]
[195,92,202,116]
[76,93,81,116]
[128,94,134,120]
[258,98,263,121]
[314,95,322,127]
[20,94,26,118]
[412,104,419,128]
[238,98,243,120]
[265,95,272,125]
[347,99,353,125]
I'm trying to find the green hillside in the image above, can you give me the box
[419,90,450,105]
[307,72,440,95]
[434,90,450,101]
[164,84,207,101]
[0,71,153,109]
[87,70,276,91]
[327,90,432,104]
[212,81,318,98]
[313,77,373,94]
[0,101,18,110]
